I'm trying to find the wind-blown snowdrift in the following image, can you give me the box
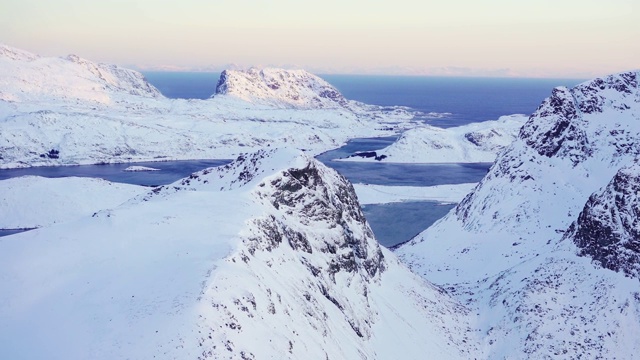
[397,71,640,358]
[342,114,527,163]
[0,45,415,169]
[0,148,478,359]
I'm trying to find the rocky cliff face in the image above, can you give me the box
[214,67,349,108]
[566,161,640,279]
[455,71,640,235]
[519,72,639,165]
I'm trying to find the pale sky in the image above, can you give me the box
[1,0,638,78]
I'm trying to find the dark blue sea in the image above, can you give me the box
[142,71,585,127]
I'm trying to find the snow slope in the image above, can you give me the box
[341,114,527,163]
[397,71,640,358]
[0,148,478,359]
[0,45,416,169]
[0,176,146,229]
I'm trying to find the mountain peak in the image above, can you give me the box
[519,71,639,165]
[0,45,162,103]
[214,67,348,108]
[0,44,39,62]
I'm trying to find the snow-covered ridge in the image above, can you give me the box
[214,67,348,108]
[519,71,640,165]
[0,45,416,168]
[341,114,528,163]
[0,44,40,62]
[0,148,478,359]
[0,44,161,103]
[397,71,640,358]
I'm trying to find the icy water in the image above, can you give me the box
[362,202,455,248]
[315,137,491,186]
[317,137,489,246]
[0,229,27,237]
[0,160,230,186]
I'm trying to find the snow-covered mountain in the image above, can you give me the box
[397,71,640,358]
[0,148,478,359]
[214,67,348,109]
[341,114,527,163]
[0,45,415,169]
[0,44,161,104]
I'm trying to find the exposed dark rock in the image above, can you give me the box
[267,161,385,278]
[214,70,229,94]
[518,72,638,165]
[40,149,60,159]
[567,162,640,279]
[349,151,387,161]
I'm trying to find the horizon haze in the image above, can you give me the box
[1,0,639,78]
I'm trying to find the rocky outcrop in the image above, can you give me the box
[567,161,640,278]
[519,72,639,165]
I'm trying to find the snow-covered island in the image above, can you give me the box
[123,165,160,172]
[341,114,528,163]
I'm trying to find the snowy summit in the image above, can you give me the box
[214,67,348,109]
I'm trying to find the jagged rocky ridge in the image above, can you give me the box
[0,45,416,168]
[0,148,478,359]
[397,71,640,358]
